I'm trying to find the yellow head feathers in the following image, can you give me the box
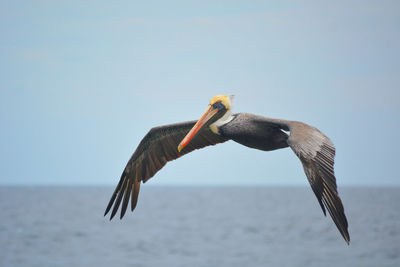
[209,95,234,110]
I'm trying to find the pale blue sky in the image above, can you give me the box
[0,0,399,186]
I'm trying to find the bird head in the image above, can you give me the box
[178,95,233,152]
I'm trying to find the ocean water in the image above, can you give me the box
[0,186,399,267]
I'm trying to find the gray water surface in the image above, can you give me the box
[0,186,399,267]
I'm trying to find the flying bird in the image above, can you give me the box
[104,95,350,244]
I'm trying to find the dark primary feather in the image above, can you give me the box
[104,120,228,220]
[286,121,350,244]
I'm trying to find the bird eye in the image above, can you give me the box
[212,102,225,110]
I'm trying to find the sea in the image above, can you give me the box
[0,186,399,267]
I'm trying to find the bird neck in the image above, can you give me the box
[210,109,234,135]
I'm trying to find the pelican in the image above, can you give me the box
[104,95,350,244]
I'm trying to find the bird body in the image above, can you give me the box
[219,113,289,151]
[105,95,350,244]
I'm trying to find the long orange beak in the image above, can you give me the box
[178,105,218,152]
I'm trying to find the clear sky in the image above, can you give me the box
[0,0,399,186]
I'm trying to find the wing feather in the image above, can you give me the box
[104,120,228,219]
[131,179,140,211]
[120,175,133,219]
[110,176,128,220]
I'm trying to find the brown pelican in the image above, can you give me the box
[104,95,350,244]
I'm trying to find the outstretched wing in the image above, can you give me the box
[287,121,350,244]
[104,120,228,220]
